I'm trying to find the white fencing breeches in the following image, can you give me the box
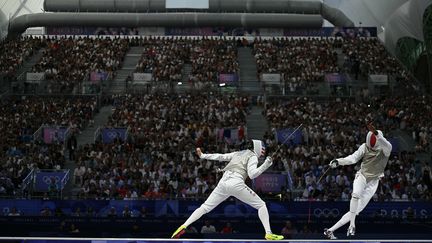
[352,172,379,214]
[329,172,379,232]
[200,171,266,211]
[183,171,271,233]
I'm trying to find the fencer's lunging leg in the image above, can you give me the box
[349,173,367,230]
[349,194,360,227]
[184,207,206,227]
[258,204,272,234]
[184,186,228,227]
[234,184,272,234]
[329,212,351,232]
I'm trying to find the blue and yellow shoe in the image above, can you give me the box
[265,233,284,240]
[171,225,186,238]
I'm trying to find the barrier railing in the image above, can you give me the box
[94,126,101,143]
[21,169,35,198]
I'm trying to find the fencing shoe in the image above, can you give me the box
[324,228,337,239]
[171,225,186,238]
[347,225,355,237]
[265,233,284,240]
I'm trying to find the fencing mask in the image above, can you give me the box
[251,139,266,157]
[366,130,383,149]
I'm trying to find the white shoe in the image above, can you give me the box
[323,228,337,239]
[347,225,355,236]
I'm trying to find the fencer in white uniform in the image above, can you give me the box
[324,124,392,239]
[171,139,284,240]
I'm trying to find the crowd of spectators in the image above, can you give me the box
[135,37,188,82]
[74,93,249,199]
[342,38,400,78]
[252,38,340,92]
[70,92,431,201]
[380,95,432,152]
[32,37,129,93]
[0,37,43,81]
[0,96,98,196]
[264,95,431,201]
[134,37,238,87]
[342,38,421,93]
[189,37,239,85]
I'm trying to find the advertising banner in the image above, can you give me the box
[101,128,127,143]
[43,127,68,144]
[253,174,287,193]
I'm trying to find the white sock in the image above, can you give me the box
[258,205,272,234]
[349,197,359,227]
[184,207,206,227]
[329,212,351,232]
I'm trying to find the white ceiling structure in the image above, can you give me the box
[324,0,432,54]
[1,0,431,54]
[0,0,44,39]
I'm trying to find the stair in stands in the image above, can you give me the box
[237,47,262,95]
[63,105,114,198]
[246,105,268,140]
[174,64,192,92]
[13,49,45,92]
[110,46,144,93]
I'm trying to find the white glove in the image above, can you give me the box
[264,157,273,167]
[329,159,339,169]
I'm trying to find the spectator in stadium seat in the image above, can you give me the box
[40,207,52,216]
[69,223,80,234]
[122,205,132,218]
[281,220,297,239]
[201,220,216,234]
[72,208,82,217]
[220,222,234,234]
[48,177,59,198]
[7,207,21,216]
[107,207,117,218]
[67,133,78,161]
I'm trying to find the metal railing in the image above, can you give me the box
[94,126,101,143]
[60,170,70,199]
[32,125,45,142]
[21,169,35,198]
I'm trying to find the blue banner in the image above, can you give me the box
[0,200,430,219]
[101,128,127,144]
[388,137,399,153]
[283,27,377,37]
[276,128,302,145]
[90,71,109,83]
[43,127,68,144]
[34,171,68,192]
[219,74,239,86]
[253,174,287,193]
[325,73,346,85]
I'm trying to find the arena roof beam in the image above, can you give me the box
[42,0,353,27]
[8,12,323,35]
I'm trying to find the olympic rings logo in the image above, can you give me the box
[313,208,340,218]
[107,131,118,138]
[43,176,60,185]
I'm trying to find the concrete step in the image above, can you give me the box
[246,106,268,140]
[16,49,45,76]
[182,64,193,82]
[126,53,142,57]
[108,47,144,92]
[237,47,260,93]
[128,46,145,55]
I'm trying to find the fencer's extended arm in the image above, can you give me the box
[247,156,272,179]
[376,131,393,157]
[337,144,367,166]
[200,152,236,161]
